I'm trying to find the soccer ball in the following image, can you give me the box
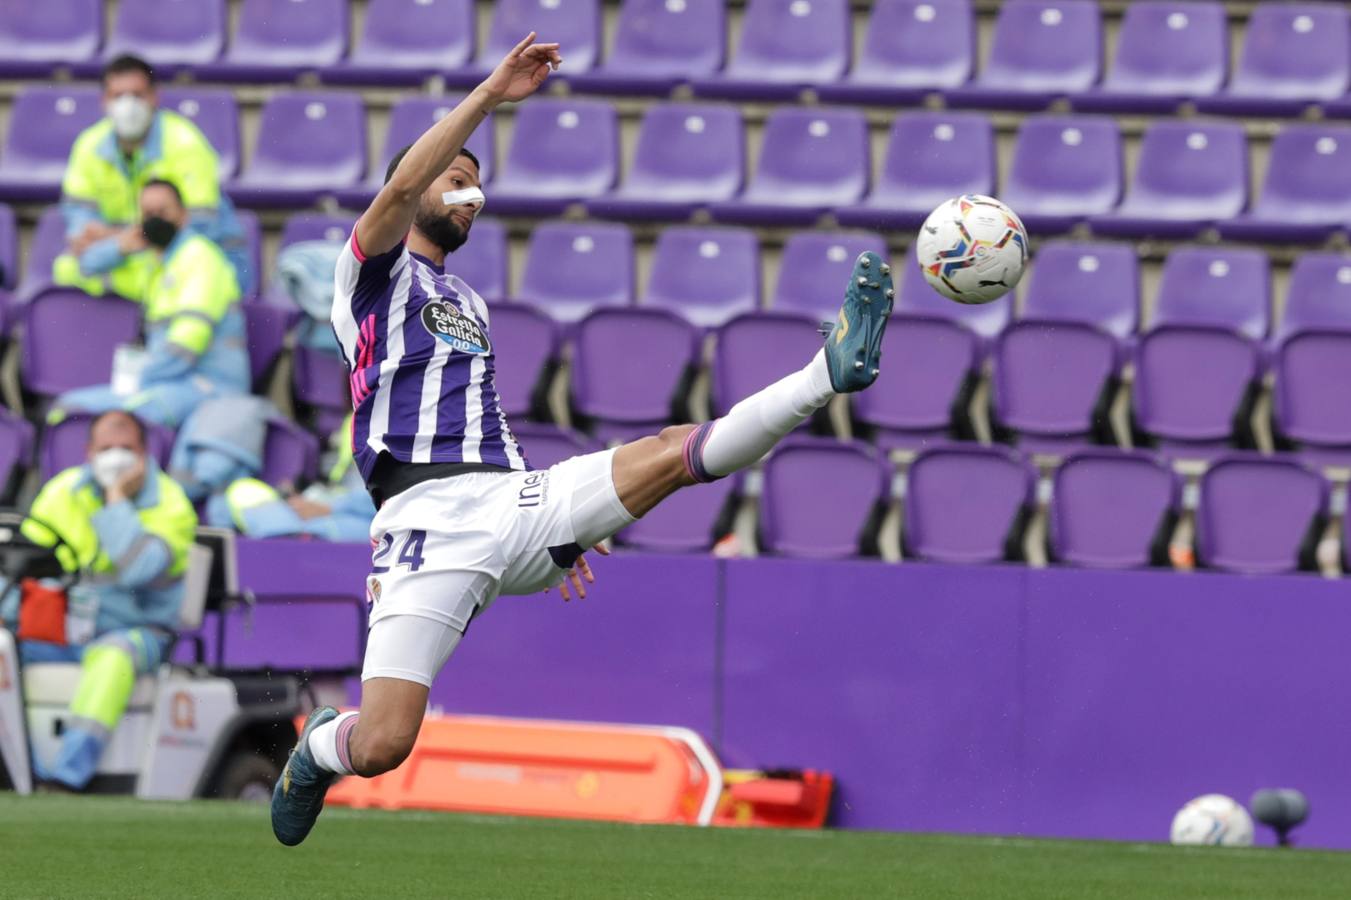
[915,195,1028,305]
[1170,794,1255,847]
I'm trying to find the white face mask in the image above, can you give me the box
[441,186,486,217]
[91,447,140,491]
[107,94,153,142]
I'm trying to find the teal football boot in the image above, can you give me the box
[271,705,340,846]
[822,251,895,393]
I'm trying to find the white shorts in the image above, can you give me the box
[360,449,636,685]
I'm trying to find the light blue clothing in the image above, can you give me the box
[60,112,254,295]
[207,486,375,543]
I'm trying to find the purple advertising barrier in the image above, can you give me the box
[720,557,1028,835]
[1022,566,1351,848]
[419,553,720,738]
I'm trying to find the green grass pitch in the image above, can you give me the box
[5,794,1351,899]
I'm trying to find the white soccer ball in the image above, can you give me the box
[915,194,1029,305]
[1170,794,1255,847]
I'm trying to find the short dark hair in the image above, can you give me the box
[141,177,184,207]
[384,144,481,185]
[103,54,156,87]
[88,410,148,451]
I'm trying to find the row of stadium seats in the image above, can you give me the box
[528,428,1342,577]
[11,204,1351,341]
[4,0,1351,116]
[7,88,1350,241]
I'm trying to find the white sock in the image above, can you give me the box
[683,350,835,481]
[307,711,359,775]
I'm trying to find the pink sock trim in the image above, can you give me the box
[335,714,359,774]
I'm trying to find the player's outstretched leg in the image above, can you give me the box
[270,705,341,846]
[611,252,893,517]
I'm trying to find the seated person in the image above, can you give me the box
[55,178,249,428]
[0,411,196,791]
[215,413,375,543]
[55,54,252,298]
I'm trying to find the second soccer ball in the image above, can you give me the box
[916,195,1028,305]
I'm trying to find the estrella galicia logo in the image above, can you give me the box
[421,300,490,355]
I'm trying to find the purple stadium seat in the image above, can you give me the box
[947,0,1101,110]
[709,107,868,227]
[0,87,103,203]
[691,0,850,101]
[0,409,34,501]
[1196,455,1326,575]
[1218,125,1351,244]
[1090,121,1248,239]
[514,221,634,323]
[992,321,1120,452]
[0,0,101,78]
[818,0,974,106]
[1277,253,1351,341]
[103,0,225,70]
[453,0,600,84]
[616,474,739,553]
[1133,326,1261,457]
[587,104,743,221]
[570,308,699,443]
[243,300,295,391]
[1021,242,1138,340]
[490,99,618,216]
[445,218,508,304]
[1153,248,1270,341]
[279,213,356,250]
[41,413,172,481]
[484,302,559,420]
[835,111,993,231]
[235,209,262,301]
[16,207,67,302]
[761,438,886,559]
[196,0,348,82]
[1073,1,1227,114]
[510,422,601,471]
[853,316,980,449]
[22,289,141,400]
[1197,4,1351,117]
[0,204,15,291]
[159,88,240,180]
[897,245,1010,343]
[291,345,349,436]
[261,418,320,488]
[1271,330,1351,465]
[1049,449,1178,569]
[322,0,474,85]
[336,95,495,209]
[772,231,888,319]
[904,443,1035,563]
[228,93,365,208]
[712,312,824,418]
[1000,115,1122,234]
[568,0,726,95]
[644,227,759,328]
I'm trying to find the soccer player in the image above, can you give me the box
[271,34,894,846]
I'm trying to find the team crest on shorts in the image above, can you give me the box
[421,300,490,355]
[366,575,382,608]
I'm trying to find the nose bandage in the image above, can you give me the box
[441,186,486,215]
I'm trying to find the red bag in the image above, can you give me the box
[16,579,67,645]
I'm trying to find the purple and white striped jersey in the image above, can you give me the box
[333,229,527,481]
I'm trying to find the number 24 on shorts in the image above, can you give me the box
[371,530,427,574]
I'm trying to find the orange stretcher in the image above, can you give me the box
[322,713,725,825]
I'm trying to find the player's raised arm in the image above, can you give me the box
[355,33,561,257]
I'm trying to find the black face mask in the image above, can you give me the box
[413,208,468,255]
[142,216,178,249]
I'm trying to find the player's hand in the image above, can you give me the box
[479,33,561,105]
[554,543,609,602]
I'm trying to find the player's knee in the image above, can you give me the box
[350,727,416,777]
